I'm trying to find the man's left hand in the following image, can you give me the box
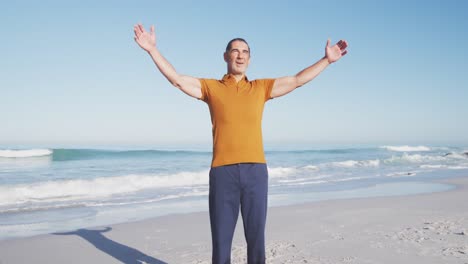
[325,39,348,64]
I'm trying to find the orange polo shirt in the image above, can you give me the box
[199,74,275,167]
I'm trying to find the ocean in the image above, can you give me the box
[0,145,467,240]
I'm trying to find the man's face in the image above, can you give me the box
[224,40,250,75]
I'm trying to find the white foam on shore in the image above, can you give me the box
[288,180,328,186]
[87,190,209,207]
[328,159,380,168]
[448,165,468,170]
[445,152,468,160]
[268,165,320,180]
[387,171,418,177]
[381,145,431,152]
[277,178,310,183]
[0,149,52,158]
[384,153,445,164]
[268,167,300,178]
[420,164,446,169]
[0,170,209,208]
[0,189,210,214]
[302,165,319,170]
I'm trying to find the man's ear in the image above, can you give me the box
[223,52,228,62]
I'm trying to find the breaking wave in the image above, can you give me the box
[380,145,431,152]
[0,149,52,158]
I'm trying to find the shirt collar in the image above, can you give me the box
[221,74,249,85]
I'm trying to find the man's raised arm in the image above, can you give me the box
[133,24,202,99]
[270,39,348,99]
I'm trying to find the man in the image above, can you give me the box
[134,24,348,264]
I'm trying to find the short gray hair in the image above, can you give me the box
[225,38,250,53]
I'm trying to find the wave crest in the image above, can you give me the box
[384,153,445,164]
[0,170,209,207]
[380,145,431,152]
[0,149,52,158]
[329,159,380,168]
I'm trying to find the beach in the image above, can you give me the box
[2,146,468,241]
[3,0,467,262]
[0,175,467,263]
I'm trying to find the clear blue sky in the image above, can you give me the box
[1,0,467,149]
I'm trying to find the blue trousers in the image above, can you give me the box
[209,163,269,264]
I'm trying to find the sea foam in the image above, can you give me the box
[381,145,431,152]
[384,153,445,164]
[328,159,380,168]
[0,149,52,158]
[0,170,209,207]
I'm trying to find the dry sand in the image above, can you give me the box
[1,177,467,264]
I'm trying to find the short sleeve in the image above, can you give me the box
[198,78,209,103]
[259,79,276,102]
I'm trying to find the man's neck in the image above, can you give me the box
[228,73,245,83]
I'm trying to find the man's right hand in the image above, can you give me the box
[134,24,156,53]
[133,23,202,100]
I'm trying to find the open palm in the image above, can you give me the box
[326,39,348,63]
[134,24,156,52]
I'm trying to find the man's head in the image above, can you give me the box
[224,38,251,76]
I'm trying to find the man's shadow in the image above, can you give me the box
[54,227,167,264]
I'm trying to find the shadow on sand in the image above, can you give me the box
[54,227,167,264]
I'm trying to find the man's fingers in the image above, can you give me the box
[138,24,146,33]
[134,27,140,38]
[134,24,142,34]
[134,36,140,46]
[337,40,348,50]
[337,40,343,49]
[150,25,155,34]
[341,50,348,56]
[326,38,331,48]
[134,25,143,38]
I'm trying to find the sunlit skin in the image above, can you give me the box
[133,23,348,100]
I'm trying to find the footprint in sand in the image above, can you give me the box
[442,246,468,259]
